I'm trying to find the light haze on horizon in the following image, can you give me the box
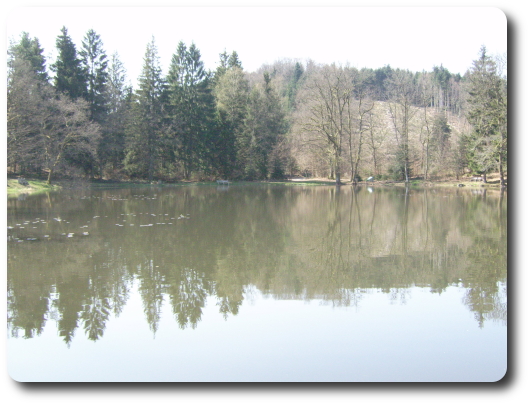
[6,6,507,87]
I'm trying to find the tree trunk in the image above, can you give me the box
[335,150,341,186]
[47,168,53,185]
[148,150,154,182]
[47,149,64,185]
[349,137,354,183]
[353,146,362,185]
[404,144,410,183]
[499,156,506,187]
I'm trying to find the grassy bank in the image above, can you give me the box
[7,178,61,196]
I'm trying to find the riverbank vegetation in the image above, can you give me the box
[7,28,507,187]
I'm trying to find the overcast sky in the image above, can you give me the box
[6,6,506,87]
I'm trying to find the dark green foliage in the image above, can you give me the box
[124,37,167,181]
[98,53,131,177]
[213,50,242,84]
[432,113,451,157]
[8,32,48,83]
[388,143,412,181]
[167,41,216,179]
[228,51,242,69]
[286,62,304,110]
[209,109,238,177]
[373,65,393,100]
[79,29,109,121]
[449,133,469,179]
[213,61,250,178]
[433,65,451,92]
[51,27,87,99]
[464,46,507,183]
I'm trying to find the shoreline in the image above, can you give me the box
[7,176,506,197]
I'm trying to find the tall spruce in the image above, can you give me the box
[124,37,166,181]
[51,27,86,99]
[79,29,109,121]
[213,59,249,179]
[228,51,242,69]
[167,41,215,179]
[286,62,304,111]
[8,32,48,84]
[465,46,507,185]
[99,52,131,176]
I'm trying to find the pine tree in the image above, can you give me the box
[8,32,48,83]
[79,29,109,121]
[209,109,237,178]
[432,65,451,110]
[213,62,249,178]
[99,52,131,176]
[286,62,304,111]
[465,46,507,186]
[51,26,87,99]
[106,52,130,113]
[214,50,230,79]
[432,112,451,160]
[124,37,167,181]
[228,51,242,69]
[167,41,215,179]
[209,50,250,178]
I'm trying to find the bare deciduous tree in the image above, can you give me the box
[387,70,418,182]
[296,64,356,185]
[43,96,101,184]
[348,69,375,183]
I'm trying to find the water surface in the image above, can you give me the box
[7,184,507,382]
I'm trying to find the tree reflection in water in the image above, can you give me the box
[7,185,507,344]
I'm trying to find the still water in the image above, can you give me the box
[7,184,507,382]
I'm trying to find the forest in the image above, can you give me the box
[7,27,508,186]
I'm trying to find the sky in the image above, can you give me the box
[5,6,507,87]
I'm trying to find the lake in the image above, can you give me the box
[6,184,507,382]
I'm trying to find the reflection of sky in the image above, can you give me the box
[8,282,506,382]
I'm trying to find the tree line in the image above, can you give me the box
[7,28,507,186]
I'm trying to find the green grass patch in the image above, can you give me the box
[7,178,61,196]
